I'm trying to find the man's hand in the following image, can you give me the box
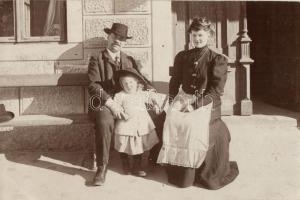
[105,98,124,119]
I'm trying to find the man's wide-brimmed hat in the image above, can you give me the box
[104,23,132,41]
[115,68,147,86]
[0,104,14,123]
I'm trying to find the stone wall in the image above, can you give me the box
[0,0,243,115]
[0,0,154,116]
[82,0,152,77]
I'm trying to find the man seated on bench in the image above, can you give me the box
[87,23,164,186]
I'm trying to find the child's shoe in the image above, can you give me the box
[132,155,147,177]
[120,154,131,175]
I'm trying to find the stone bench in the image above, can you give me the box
[0,73,167,169]
[0,114,94,153]
[0,73,94,168]
[0,114,95,169]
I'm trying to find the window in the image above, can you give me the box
[0,0,14,39]
[0,0,66,42]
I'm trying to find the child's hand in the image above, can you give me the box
[120,111,130,121]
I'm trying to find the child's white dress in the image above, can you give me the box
[114,90,159,155]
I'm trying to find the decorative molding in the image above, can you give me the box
[83,0,114,14]
[239,2,253,63]
[0,74,89,87]
[216,3,223,52]
[84,15,151,48]
[115,0,151,13]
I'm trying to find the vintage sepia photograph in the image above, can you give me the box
[0,0,299,199]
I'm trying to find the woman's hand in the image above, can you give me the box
[172,97,195,112]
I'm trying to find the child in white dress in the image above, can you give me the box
[113,68,160,177]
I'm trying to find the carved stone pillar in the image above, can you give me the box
[216,3,223,52]
[239,2,253,115]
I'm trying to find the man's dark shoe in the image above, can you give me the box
[92,165,108,186]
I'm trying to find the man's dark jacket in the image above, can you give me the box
[87,49,153,113]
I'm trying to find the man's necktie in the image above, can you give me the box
[115,56,120,67]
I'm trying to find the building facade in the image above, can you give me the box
[0,0,254,155]
[0,0,253,117]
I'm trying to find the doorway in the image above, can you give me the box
[247,2,300,111]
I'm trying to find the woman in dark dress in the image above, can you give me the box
[157,17,239,189]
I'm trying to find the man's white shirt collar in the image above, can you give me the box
[106,48,120,62]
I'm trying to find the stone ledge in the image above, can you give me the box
[0,74,89,87]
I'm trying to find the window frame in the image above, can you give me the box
[0,0,66,43]
[0,0,16,42]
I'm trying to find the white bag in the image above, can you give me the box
[157,95,212,168]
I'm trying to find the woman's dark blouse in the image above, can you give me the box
[169,46,228,110]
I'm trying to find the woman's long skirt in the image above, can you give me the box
[166,117,239,189]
